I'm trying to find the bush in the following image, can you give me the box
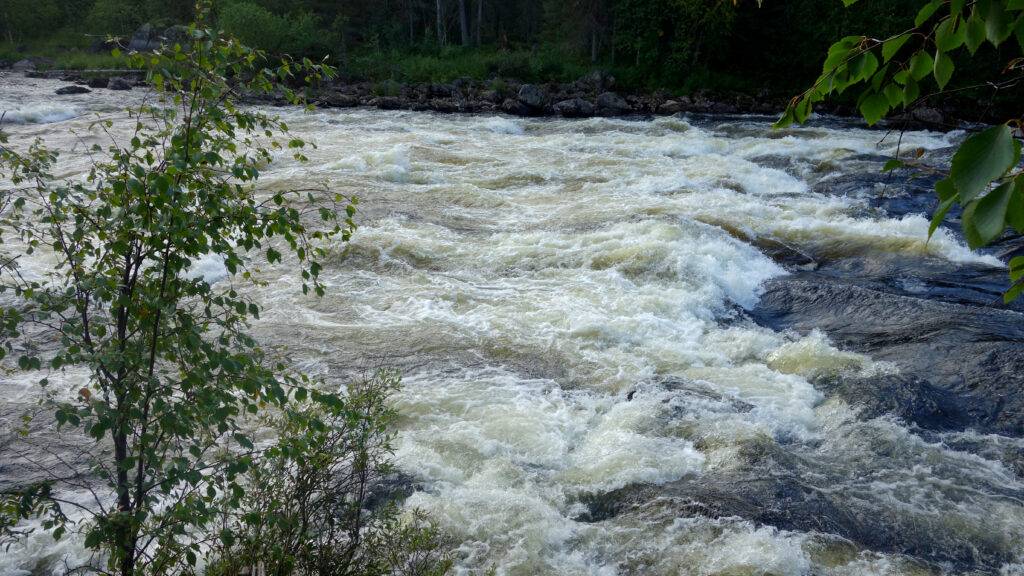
[208,369,453,576]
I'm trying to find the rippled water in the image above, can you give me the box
[2,73,1022,575]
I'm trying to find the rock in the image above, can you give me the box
[595,91,631,115]
[321,92,359,107]
[429,98,458,113]
[656,99,690,115]
[553,98,594,118]
[55,85,91,95]
[86,77,109,89]
[377,96,403,110]
[107,77,133,91]
[517,84,549,110]
[128,23,159,52]
[575,70,615,92]
[162,25,190,46]
[502,98,532,117]
[88,37,122,54]
[911,106,944,125]
[12,58,35,72]
[480,90,502,104]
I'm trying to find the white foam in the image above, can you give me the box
[1,103,78,124]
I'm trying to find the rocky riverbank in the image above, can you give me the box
[12,62,987,131]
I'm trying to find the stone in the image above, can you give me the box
[86,77,109,89]
[55,85,91,95]
[553,98,595,118]
[656,99,690,115]
[319,91,360,108]
[912,106,944,125]
[107,77,134,90]
[128,23,158,52]
[517,84,549,110]
[501,98,531,117]
[595,91,631,114]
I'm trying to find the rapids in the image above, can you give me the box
[1,72,1023,575]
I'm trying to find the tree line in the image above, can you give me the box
[3,0,949,91]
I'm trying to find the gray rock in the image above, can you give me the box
[162,25,190,46]
[319,91,359,108]
[656,99,690,115]
[86,77,109,89]
[575,70,615,92]
[912,106,944,125]
[12,58,37,72]
[55,85,91,95]
[128,23,158,52]
[595,91,630,114]
[107,77,133,90]
[553,98,594,118]
[502,98,531,117]
[517,84,549,110]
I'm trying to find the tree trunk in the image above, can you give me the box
[436,0,444,46]
[476,0,482,45]
[408,0,415,45]
[459,0,469,46]
[591,25,598,63]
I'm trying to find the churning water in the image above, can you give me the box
[1,72,1022,575]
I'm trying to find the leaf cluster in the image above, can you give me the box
[778,0,1024,301]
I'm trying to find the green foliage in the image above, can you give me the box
[0,4,374,574]
[208,369,454,576]
[778,0,1024,301]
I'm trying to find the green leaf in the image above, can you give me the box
[903,77,921,107]
[883,159,905,171]
[950,125,1018,204]
[951,0,967,16]
[882,34,912,62]
[909,50,933,81]
[930,196,957,238]
[916,0,943,26]
[985,0,1014,45]
[883,83,904,107]
[849,51,879,82]
[933,51,955,89]
[1017,13,1024,52]
[934,17,965,51]
[962,181,1014,248]
[965,9,987,53]
[859,91,890,126]
[1011,256,1024,282]
[1007,176,1024,232]
[929,178,959,239]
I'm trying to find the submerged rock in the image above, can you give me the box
[55,85,90,95]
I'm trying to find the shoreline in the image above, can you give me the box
[14,67,1000,132]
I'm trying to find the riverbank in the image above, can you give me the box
[13,65,1005,132]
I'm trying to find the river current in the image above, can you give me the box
[1,73,1023,575]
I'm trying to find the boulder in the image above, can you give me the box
[86,77,109,89]
[501,98,532,117]
[656,99,691,115]
[377,96,403,110]
[517,84,549,110]
[319,91,360,108]
[128,23,160,52]
[595,91,631,115]
[911,106,944,125]
[553,98,594,118]
[575,70,615,92]
[107,77,134,90]
[55,85,91,95]
[12,57,54,72]
[162,25,190,46]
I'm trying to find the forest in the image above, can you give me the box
[3,0,1013,95]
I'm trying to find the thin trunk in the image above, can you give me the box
[591,26,598,63]
[459,0,469,46]
[610,14,616,66]
[403,0,411,45]
[436,0,444,46]
[475,0,482,45]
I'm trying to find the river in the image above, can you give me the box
[1,72,1023,575]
